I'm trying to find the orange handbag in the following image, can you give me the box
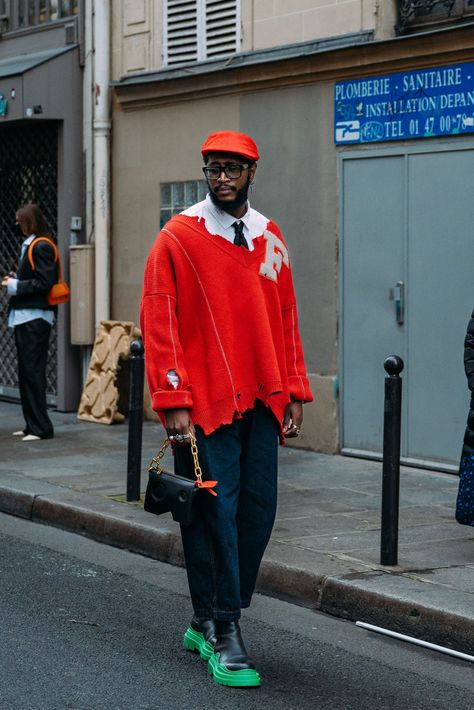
[27,237,70,306]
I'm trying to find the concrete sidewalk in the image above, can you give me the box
[1,400,474,655]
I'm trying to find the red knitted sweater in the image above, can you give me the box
[140,213,313,435]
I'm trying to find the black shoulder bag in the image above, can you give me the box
[144,435,217,526]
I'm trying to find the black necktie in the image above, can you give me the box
[232,221,249,250]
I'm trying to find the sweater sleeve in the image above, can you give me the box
[464,308,474,391]
[271,224,313,403]
[140,233,193,413]
[281,299,313,402]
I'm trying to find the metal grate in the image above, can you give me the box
[397,0,474,32]
[0,122,58,401]
[160,179,208,228]
[0,0,80,32]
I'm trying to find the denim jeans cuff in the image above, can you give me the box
[193,607,214,619]
[240,599,251,609]
[213,608,241,622]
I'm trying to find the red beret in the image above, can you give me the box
[201,131,260,161]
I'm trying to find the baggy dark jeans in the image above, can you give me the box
[174,401,279,621]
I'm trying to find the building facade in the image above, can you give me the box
[111,1,474,471]
[0,0,84,411]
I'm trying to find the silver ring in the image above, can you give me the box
[174,433,191,443]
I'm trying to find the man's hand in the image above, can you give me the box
[283,401,303,438]
[164,408,195,446]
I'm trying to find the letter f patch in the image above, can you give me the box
[259,230,289,282]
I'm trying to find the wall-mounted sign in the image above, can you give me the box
[335,62,474,145]
[0,94,7,117]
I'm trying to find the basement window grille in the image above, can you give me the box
[163,0,240,67]
[160,180,208,228]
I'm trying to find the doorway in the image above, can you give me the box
[340,142,474,470]
[0,122,58,404]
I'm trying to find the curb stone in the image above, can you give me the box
[0,486,35,519]
[1,486,474,655]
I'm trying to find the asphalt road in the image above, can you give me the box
[0,513,473,710]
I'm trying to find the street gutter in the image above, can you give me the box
[1,482,473,656]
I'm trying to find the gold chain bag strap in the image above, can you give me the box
[144,435,217,525]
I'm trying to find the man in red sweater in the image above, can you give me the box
[141,130,312,687]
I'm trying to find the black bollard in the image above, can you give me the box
[380,355,404,566]
[127,338,145,502]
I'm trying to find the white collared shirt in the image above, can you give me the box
[181,193,268,252]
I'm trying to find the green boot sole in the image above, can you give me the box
[208,652,261,687]
[183,627,214,661]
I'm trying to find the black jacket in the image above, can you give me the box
[9,238,59,312]
[462,308,474,457]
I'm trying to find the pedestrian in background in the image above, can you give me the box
[456,307,474,525]
[141,130,313,687]
[1,204,57,441]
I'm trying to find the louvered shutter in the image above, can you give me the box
[164,0,240,67]
[164,0,199,66]
[205,0,239,61]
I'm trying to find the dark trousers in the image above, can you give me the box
[174,401,279,621]
[14,319,54,438]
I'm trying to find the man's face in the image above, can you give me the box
[204,151,257,215]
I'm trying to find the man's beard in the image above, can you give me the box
[208,177,251,214]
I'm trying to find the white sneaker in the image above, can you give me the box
[12,430,25,436]
[22,434,41,441]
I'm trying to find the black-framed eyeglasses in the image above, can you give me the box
[202,163,250,180]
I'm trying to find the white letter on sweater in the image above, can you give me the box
[259,230,289,282]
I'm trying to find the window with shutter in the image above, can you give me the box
[205,0,239,60]
[164,0,240,67]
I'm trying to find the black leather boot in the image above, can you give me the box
[214,621,254,671]
[191,616,217,647]
[208,621,261,687]
[183,616,216,660]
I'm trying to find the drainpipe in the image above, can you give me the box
[93,0,110,324]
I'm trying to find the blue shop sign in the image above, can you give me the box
[0,94,7,117]
[334,62,474,144]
